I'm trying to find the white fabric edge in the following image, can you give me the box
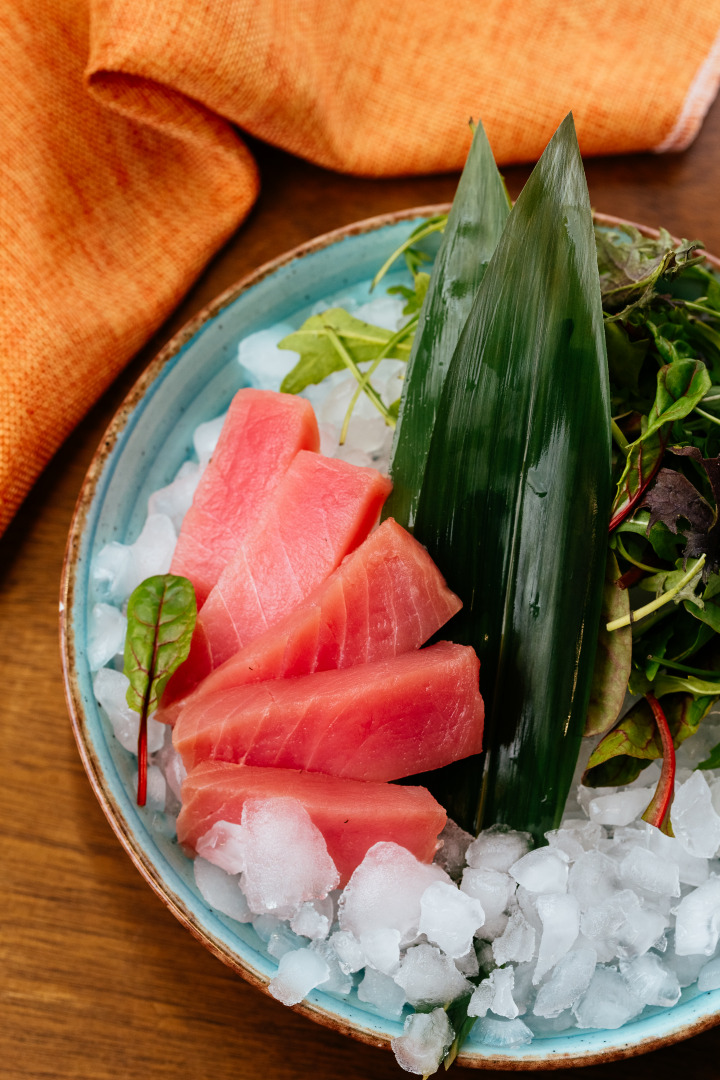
[654,22,720,152]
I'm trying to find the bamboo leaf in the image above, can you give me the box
[412,115,611,838]
[383,121,511,532]
[585,552,632,736]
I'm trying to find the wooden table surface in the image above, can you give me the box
[4,101,720,1080]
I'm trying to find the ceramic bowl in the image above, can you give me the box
[61,207,720,1069]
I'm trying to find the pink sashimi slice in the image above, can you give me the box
[172,641,484,780]
[160,518,462,725]
[160,451,392,711]
[170,389,319,608]
[176,761,447,886]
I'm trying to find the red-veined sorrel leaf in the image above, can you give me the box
[583,692,712,790]
[123,574,197,805]
[640,693,676,835]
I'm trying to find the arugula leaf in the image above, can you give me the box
[585,552,632,736]
[610,360,711,530]
[123,574,197,805]
[278,308,412,395]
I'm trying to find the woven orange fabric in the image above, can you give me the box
[2,0,720,535]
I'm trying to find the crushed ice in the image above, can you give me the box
[89,290,720,1075]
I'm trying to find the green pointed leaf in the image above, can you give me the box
[277,308,412,395]
[383,121,511,532]
[585,552,632,736]
[412,115,611,838]
[123,574,197,716]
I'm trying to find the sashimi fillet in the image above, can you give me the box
[160,451,391,710]
[177,761,447,885]
[162,519,462,725]
[170,390,319,607]
[173,641,484,780]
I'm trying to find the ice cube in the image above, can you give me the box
[620,846,680,897]
[698,956,720,992]
[338,842,449,945]
[147,460,201,533]
[308,939,353,995]
[455,947,480,977]
[587,788,653,827]
[461,869,515,923]
[573,966,644,1029]
[196,819,246,875]
[391,1008,453,1076]
[358,968,407,1018]
[492,912,536,966]
[360,927,402,974]
[290,897,334,941]
[237,798,339,916]
[330,930,365,974]
[93,514,176,604]
[568,851,620,911]
[490,967,519,1019]
[621,953,680,1007]
[533,946,597,1018]
[193,413,225,467]
[673,771,720,859]
[475,1016,532,1048]
[533,893,580,983]
[92,668,164,754]
[466,826,532,872]
[267,925,308,960]
[418,881,485,958]
[434,818,474,880]
[646,824,710,887]
[467,976,494,1019]
[393,943,472,1008]
[674,877,720,955]
[268,947,330,1006]
[509,847,569,894]
[238,325,297,391]
[546,820,604,861]
[88,602,127,670]
[193,857,252,922]
[144,764,167,811]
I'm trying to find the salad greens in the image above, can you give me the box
[279,132,720,838]
[123,573,197,805]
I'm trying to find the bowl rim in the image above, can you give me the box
[60,205,720,1070]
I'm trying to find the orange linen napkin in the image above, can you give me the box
[2,0,720,537]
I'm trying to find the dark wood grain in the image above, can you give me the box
[3,99,720,1080]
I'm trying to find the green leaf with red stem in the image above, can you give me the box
[583,692,712,788]
[123,574,197,805]
[641,693,676,835]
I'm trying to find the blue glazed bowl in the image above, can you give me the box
[61,208,720,1069]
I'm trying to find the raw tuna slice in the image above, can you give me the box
[173,641,484,779]
[162,519,462,724]
[160,451,391,710]
[170,390,320,607]
[177,761,447,885]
